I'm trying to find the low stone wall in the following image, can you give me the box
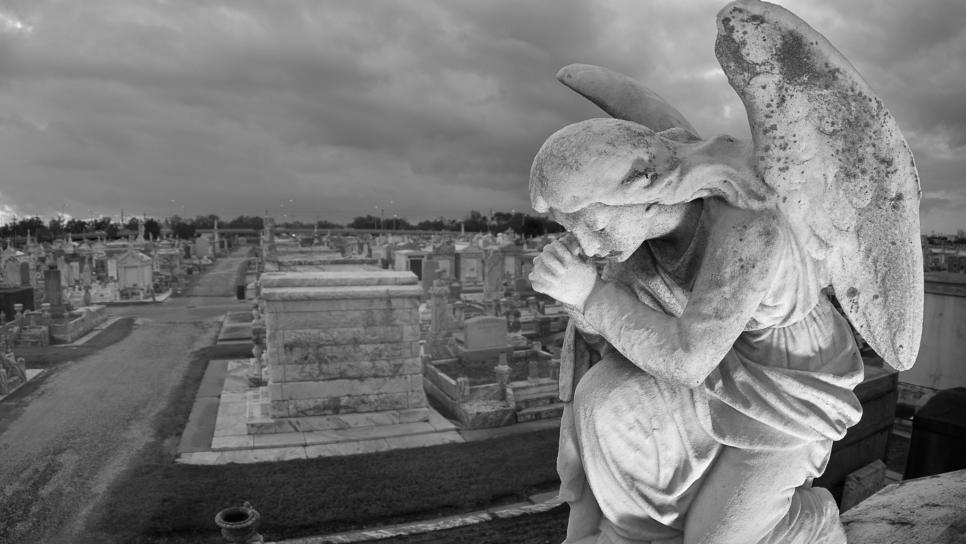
[261,271,427,420]
[49,305,109,343]
[423,362,516,429]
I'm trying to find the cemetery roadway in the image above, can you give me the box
[0,248,252,544]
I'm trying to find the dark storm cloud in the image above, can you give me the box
[0,0,962,233]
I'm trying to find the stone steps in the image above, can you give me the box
[516,402,564,423]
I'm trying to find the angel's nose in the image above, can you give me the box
[572,229,600,257]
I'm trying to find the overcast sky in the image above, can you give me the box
[0,0,963,233]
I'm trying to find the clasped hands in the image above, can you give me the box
[529,233,598,311]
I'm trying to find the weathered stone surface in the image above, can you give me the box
[280,376,413,400]
[260,270,417,288]
[269,308,417,331]
[269,400,290,418]
[842,469,966,542]
[280,358,422,382]
[266,296,419,313]
[248,408,432,434]
[284,325,418,346]
[281,340,416,367]
[262,284,423,302]
[286,392,412,417]
[840,460,886,511]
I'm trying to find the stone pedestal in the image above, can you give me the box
[254,271,428,433]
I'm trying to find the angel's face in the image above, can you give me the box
[550,202,685,262]
[530,118,679,214]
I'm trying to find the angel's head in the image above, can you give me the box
[530,118,698,261]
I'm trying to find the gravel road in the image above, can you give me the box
[0,248,251,543]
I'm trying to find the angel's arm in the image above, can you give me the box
[578,203,782,387]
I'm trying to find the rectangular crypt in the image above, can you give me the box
[253,270,429,433]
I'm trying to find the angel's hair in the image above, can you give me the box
[530,118,771,214]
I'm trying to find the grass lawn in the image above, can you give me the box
[14,317,136,369]
[85,343,562,543]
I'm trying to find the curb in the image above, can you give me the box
[268,497,564,544]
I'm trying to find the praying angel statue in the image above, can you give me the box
[528,1,923,543]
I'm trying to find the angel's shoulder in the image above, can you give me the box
[704,198,783,249]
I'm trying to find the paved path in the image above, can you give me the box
[184,247,252,297]
[0,250,250,544]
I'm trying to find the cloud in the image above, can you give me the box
[0,0,962,233]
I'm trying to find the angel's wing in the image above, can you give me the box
[556,64,700,139]
[715,0,923,370]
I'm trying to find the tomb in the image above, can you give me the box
[116,248,154,300]
[249,270,429,434]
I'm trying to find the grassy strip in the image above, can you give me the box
[88,345,561,543]
[14,317,135,369]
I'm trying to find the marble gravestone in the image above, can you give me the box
[527,1,923,542]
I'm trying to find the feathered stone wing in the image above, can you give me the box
[556,64,700,139]
[715,0,923,370]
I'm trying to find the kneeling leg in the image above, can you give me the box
[683,442,843,544]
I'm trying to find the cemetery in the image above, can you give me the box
[1,205,964,543]
[2,2,966,541]
[53,204,952,544]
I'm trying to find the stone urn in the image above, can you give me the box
[214,501,263,543]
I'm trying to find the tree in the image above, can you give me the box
[316,219,343,229]
[193,214,219,230]
[416,218,448,231]
[463,210,487,232]
[48,217,65,239]
[392,217,414,230]
[169,216,196,239]
[226,215,264,230]
[144,218,161,240]
[347,215,380,229]
[66,218,88,234]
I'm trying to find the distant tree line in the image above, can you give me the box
[1,209,566,242]
[0,216,162,241]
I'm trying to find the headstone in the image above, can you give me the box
[483,251,504,301]
[421,259,440,292]
[504,254,517,278]
[20,262,30,286]
[463,316,509,350]
[44,268,63,316]
[107,258,117,280]
[459,255,481,282]
[3,260,20,286]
